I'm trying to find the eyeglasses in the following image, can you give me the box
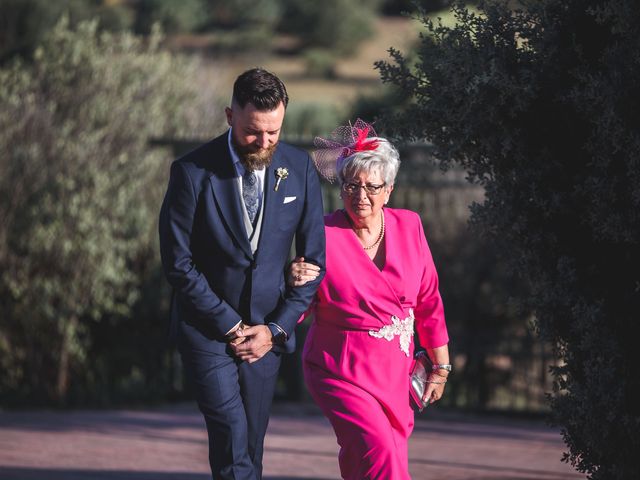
[342,182,386,195]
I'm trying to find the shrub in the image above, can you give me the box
[279,0,382,55]
[203,0,282,29]
[303,48,338,78]
[0,0,141,62]
[134,0,208,34]
[377,1,640,478]
[0,0,92,61]
[0,18,223,405]
[282,102,344,139]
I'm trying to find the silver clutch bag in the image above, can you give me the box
[409,351,432,412]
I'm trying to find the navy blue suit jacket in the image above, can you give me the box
[159,132,326,353]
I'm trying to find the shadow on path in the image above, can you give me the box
[0,410,204,434]
[0,468,208,480]
[0,468,331,480]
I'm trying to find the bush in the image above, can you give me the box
[303,48,338,78]
[381,0,447,15]
[134,0,208,34]
[348,85,412,127]
[0,0,92,61]
[0,0,142,62]
[282,102,344,139]
[279,0,382,55]
[203,0,282,29]
[0,18,222,406]
[377,1,640,478]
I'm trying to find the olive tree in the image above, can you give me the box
[0,18,223,405]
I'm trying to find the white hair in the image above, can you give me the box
[337,137,400,186]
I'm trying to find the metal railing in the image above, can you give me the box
[154,136,556,413]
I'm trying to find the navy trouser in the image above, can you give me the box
[178,320,281,480]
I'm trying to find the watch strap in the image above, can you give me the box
[431,364,452,372]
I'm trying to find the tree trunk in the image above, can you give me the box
[56,315,78,403]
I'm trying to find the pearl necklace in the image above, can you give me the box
[346,210,385,250]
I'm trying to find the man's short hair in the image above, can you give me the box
[232,68,289,111]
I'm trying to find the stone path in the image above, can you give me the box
[0,403,584,479]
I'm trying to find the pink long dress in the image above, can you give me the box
[302,208,449,479]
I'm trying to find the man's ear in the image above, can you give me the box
[225,107,233,126]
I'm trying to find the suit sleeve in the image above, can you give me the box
[159,161,242,337]
[265,154,326,340]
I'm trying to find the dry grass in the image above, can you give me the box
[334,16,421,79]
[171,16,421,110]
[268,16,420,106]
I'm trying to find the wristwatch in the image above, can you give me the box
[267,323,287,345]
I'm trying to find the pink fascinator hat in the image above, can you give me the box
[312,118,380,182]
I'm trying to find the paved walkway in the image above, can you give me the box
[0,403,584,480]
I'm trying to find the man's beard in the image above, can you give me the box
[232,138,277,171]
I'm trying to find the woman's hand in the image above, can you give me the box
[422,372,447,405]
[288,256,320,287]
[421,345,450,405]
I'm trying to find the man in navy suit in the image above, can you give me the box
[159,68,325,479]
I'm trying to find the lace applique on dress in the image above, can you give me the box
[368,309,414,357]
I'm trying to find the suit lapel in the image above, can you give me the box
[259,150,285,242]
[206,135,253,259]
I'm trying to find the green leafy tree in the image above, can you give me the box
[0,18,222,405]
[377,1,640,478]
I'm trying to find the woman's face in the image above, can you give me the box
[341,168,392,223]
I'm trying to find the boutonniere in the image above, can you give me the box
[274,167,289,191]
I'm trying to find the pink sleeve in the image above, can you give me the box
[414,217,449,349]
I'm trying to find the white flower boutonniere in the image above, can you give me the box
[274,167,289,191]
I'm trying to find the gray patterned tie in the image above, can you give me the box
[242,170,259,224]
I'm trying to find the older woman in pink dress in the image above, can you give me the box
[289,120,451,479]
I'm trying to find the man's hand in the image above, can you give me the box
[229,325,274,363]
[226,322,250,346]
